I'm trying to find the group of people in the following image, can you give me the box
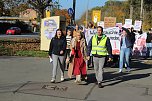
[48,24,136,88]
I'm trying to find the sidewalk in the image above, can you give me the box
[0,56,152,101]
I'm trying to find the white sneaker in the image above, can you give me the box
[51,79,55,83]
[74,80,78,83]
[74,80,81,84]
[61,76,64,82]
[119,69,122,73]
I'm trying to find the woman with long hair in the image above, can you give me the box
[49,29,67,83]
[68,31,88,83]
[119,27,132,73]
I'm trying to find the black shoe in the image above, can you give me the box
[95,82,98,85]
[98,83,104,88]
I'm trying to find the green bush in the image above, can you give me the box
[0,46,13,56]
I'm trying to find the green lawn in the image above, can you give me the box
[0,45,48,57]
[15,50,48,57]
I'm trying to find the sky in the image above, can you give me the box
[59,0,108,20]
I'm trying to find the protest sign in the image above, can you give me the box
[116,23,122,29]
[124,19,132,28]
[85,29,97,45]
[97,21,104,28]
[85,27,120,55]
[133,33,147,57]
[134,20,142,31]
[92,10,101,23]
[103,27,120,55]
[104,17,116,28]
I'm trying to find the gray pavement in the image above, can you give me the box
[0,56,152,101]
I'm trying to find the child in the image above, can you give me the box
[65,29,73,69]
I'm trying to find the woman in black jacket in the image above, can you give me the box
[146,28,152,58]
[119,27,133,73]
[49,29,67,83]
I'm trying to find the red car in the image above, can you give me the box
[6,27,21,35]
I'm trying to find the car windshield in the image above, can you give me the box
[9,27,18,30]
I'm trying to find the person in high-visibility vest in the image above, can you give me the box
[87,26,112,88]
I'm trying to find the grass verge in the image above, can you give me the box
[0,45,12,56]
[15,50,48,57]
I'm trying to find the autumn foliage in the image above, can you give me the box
[77,0,152,31]
[54,9,71,25]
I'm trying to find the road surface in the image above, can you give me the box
[0,56,152,101]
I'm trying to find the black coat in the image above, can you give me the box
[120,27,133,48]
[146,32,152,43]
[49,36,67,56]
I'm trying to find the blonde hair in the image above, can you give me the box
[76,31,83,38]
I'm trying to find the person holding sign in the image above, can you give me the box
[119,27,132,73]
[87,26,112,88]
[49,29,67,83]
[146,28,152,58]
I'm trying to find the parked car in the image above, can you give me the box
[6,27,21,35]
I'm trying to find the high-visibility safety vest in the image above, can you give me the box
[91,34,108,56]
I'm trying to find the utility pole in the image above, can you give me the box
[73,0,76,24]
[140,0,143,21]
[130,0,133,19]
[85,0,89,27]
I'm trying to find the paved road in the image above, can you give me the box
[0,56,152,101]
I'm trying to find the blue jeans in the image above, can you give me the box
[119,48,131,70]
[146,43,152,57]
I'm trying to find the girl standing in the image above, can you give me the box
[65,29,72,69]
[49,29,67,83]
[119,27,132,73]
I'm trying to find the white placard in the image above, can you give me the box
[85,29,97,45]
[97,21,104,28]
[124,19,132,28]
[116,23,122,29]
[133,33,147,57]
[134,20,142,31]
[103,27,120,55]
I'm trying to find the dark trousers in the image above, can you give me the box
[64,49,71,69]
